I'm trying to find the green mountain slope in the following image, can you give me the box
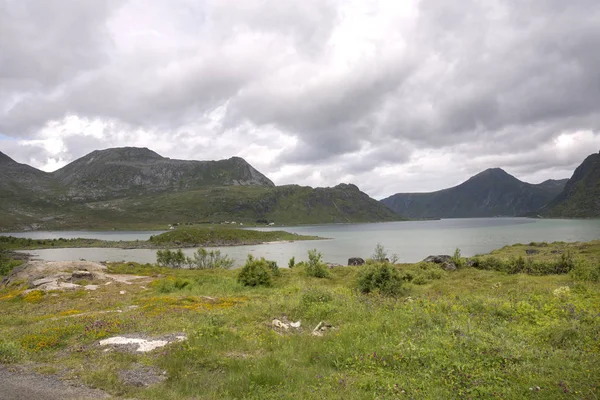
[47,183,403,229]
[542,152,600,217]
[381,168,567,218]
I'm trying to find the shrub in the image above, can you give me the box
[305,249,329,278]
[265,259,281,277]
[237,255,274,287]
[570,259,600,282]
[156,249,187,268]
[357,263,404,296]
[288,256,296,269]
[451,248,464,268]
[190,248,234,269]
[371,243,399,264]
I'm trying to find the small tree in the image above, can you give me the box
[156,249,186,268]
[305,249,329,278]
[371,243,398,264]
[190,248,234,269]
[288,256,296,269]
[451,248,464,268]
[238,255,274,287]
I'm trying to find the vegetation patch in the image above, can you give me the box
[0,240,598,399]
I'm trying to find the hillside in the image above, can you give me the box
[381,168,567,218]
[52,147,274,200]
[0,148,400,230]
[543,152,600,217]
[51,183,403,229]
[0,151,67,229]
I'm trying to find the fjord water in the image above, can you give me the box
[9,218,600,266]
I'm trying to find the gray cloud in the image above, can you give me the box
[1,0,599,196]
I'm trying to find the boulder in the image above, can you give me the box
[72,270,93,279]
[525,249,540,255]
[441,262,457,271]
[348,257,365,266]
[422,255,452,264]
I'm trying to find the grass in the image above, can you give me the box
[0,241,598,399]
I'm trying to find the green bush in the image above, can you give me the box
[570,259,600,282]
[288,257,295,269]
[156,249,187,268]
[357,263,404,296]
[265,259,281,277]
[471,252,577,276]
[190,248,234,269]
[237,255,274,287]
[305,249,329,278]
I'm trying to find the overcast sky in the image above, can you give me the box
[1,0,599,198]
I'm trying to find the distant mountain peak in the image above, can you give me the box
[88,147,164,162]
[473,167,512,179]
[382,166,566,218]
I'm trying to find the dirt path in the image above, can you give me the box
[0,365,111,400]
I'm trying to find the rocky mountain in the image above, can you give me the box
[542,152,600,217]
[0,148,401,230]
[52,147,274,200]
[381,168,568,219]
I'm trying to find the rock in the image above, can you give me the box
[348,257,365,266]
[525,249,540,255]
[465,259,479,268]
[550,250,563,254]
[422,255,452,264]
[72,270,93,279]
[311,321,334,337]
[99,334,187,353]
[441,262,457,271]
[84,285,99,290]
[326,263,342,269]
[272,317,301,331]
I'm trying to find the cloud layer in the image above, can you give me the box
[1,0,599,198]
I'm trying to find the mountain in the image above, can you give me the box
[52,147,274,200]
[0,151,66,229]
[381,168,567,218]
[0,148,400,230]
[542,152,600,217]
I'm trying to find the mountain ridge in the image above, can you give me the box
[0,147,402,230]
[381,167,567,218]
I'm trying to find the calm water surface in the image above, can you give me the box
[8,218,600,266]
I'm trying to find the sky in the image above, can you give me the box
[1,0,599,199]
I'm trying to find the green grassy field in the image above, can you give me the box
[0,241,599,399]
